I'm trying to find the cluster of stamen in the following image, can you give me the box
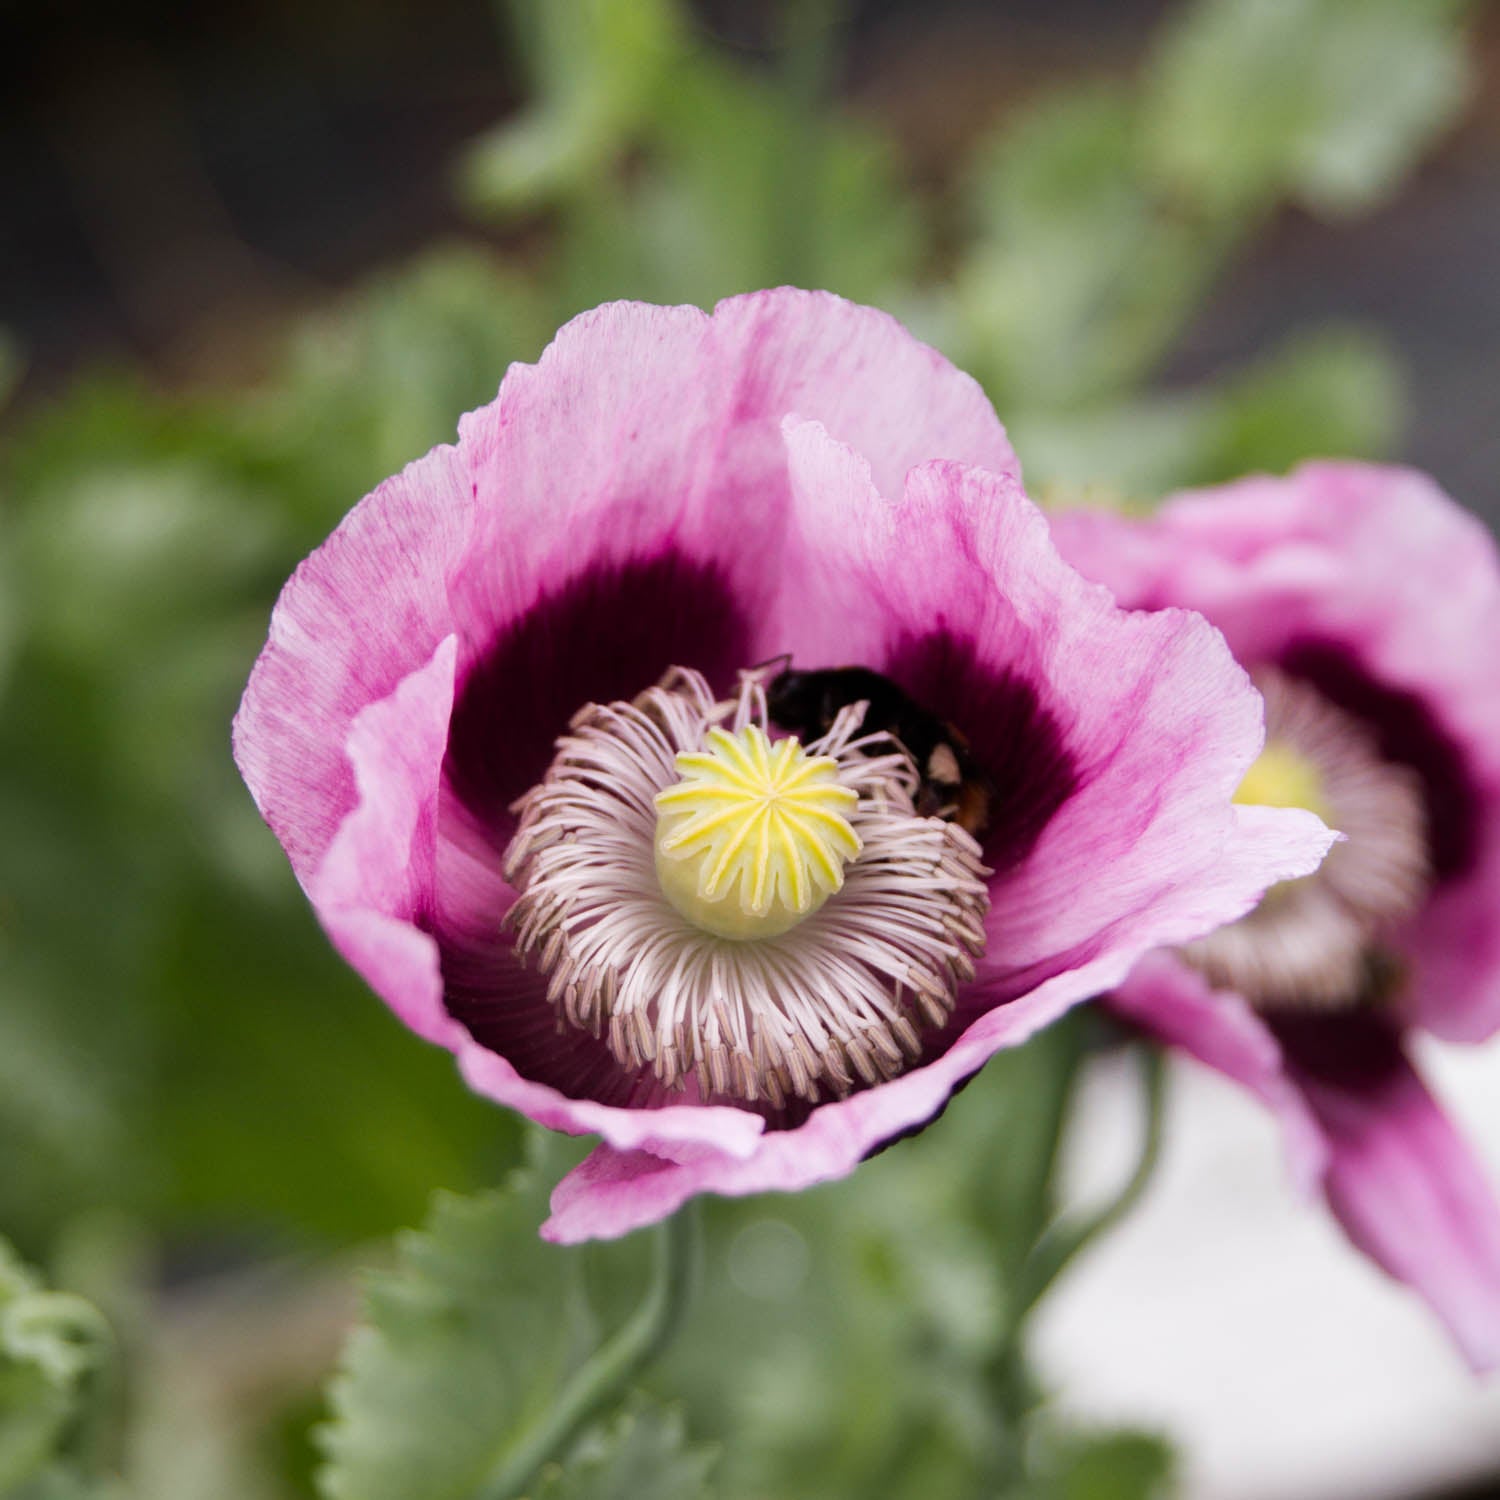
[502,667,991,1107]
[1184,667,1431,1010]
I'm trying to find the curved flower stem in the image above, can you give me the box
[985,1038,1168,1491]
[1017,1042,1168,1318]
[1006,1015,1091,1294]
[477,1204,700,1500]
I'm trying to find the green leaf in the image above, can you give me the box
[318,1170,599,1500]
[7,1474,129,1500]
[1009,325,1405,501]
[0,1238,116,1493]
[548,54,921,315]
[459,0,686,215]
[1045,1427,1176,1500]
[640,1018,1175,1500]
[533,1400,716,1500]
[951,89,1221,406]
[250,245,552,527]
[1008,397,1213,505]
[1144,0,1474,218]
[1201,324,1406,479]
[650,1047,1090,1500]
[653,58,921,303]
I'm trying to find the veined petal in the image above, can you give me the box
[454,292,1015,622]
[1106,952,1327,1192]
[1277,1016,1500,1374]
[312,635,472,1050]
[234,443,473,886]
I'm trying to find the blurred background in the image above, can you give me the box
[3,2,1499,1497]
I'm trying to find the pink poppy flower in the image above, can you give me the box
[233,290,1330,1243]
[1053,463,1500,1369]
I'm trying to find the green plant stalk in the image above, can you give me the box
[476,1203,700,1499]
[981,1016,1089,1486]
[1018,1044,1167,1317]
[985,1033,1169,1490]
[1006,1016,1091,1289]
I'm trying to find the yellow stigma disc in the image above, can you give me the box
[1235,739,1330,822]
[653,724,861,940]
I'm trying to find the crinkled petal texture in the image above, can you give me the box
[1113,955,1500,1372]
[235,290,1329,1242]
[1053,464,1500,1369]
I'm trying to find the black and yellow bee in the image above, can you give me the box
[766,665,994,839]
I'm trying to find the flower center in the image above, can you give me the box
[653,724,860,940]
[1234,740,1330,824]
[502,666,991,1108]
[1183,667,1430,1011]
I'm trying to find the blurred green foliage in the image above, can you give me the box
[1033,1430,1175,1500]
[0,1238,121,1499]
[530,1400,717,1500]
[319,1168,599,1500]
[936,0,1471,495]
[1142,0,1472,218]
[0,351,529,1257]
[0,0,1484,1493]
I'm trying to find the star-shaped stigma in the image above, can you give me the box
[654,723,862,939]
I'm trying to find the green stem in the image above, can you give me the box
[981,1016,1090,1486]
[477,1205,699,1499]
[1006,1015,1090,1287]
[1017,1043,1167,1319]
[983,1036,1168,1492]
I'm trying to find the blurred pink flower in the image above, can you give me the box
[1054,463,1500,1369]
[233,290,1328,1242]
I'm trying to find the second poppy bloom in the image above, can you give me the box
[1055,464,1500,1369]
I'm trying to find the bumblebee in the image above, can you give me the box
[766,665,994,839]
